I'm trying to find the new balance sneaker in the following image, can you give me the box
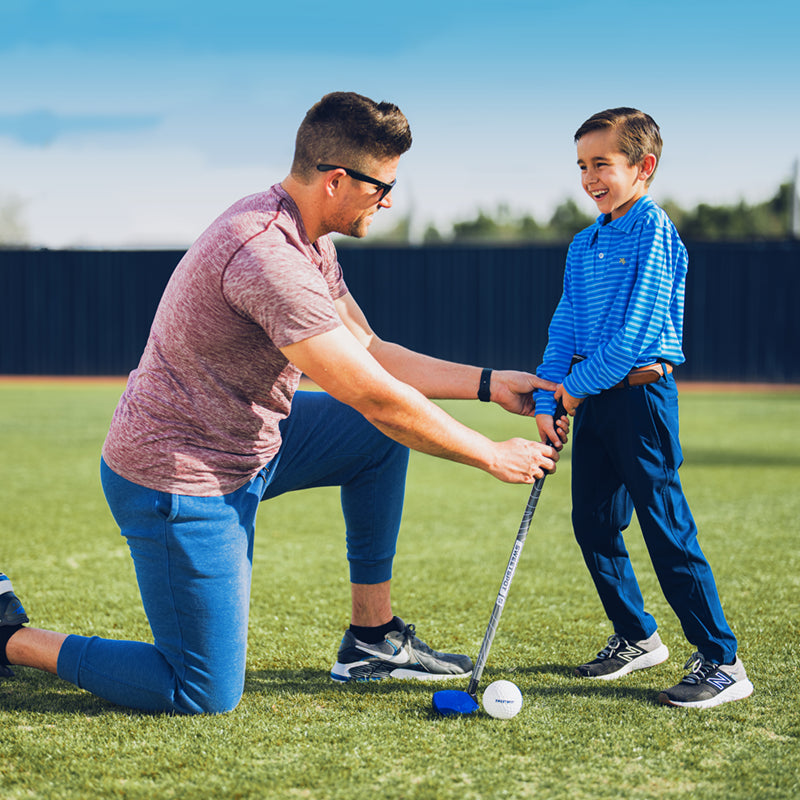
[658,652,754,709]
[574,631,669,680]
[331,618,473,682]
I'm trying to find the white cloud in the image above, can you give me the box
[2,140,283,249]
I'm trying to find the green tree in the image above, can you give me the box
[547,199,594,240]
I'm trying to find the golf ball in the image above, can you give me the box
[482,680,523,719]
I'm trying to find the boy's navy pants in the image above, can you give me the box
[570,371,738,664]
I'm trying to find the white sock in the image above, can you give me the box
[0,574,13,596]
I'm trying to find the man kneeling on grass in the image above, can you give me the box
[0,92,564,714]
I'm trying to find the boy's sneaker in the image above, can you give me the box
[0,590,28,627]
[574,631,669,680]
[658,652,754,708]
[331,618,473,682]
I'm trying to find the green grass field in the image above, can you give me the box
[1,381,799,800]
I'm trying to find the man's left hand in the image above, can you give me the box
[491,371,558,417]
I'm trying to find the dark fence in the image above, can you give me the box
[1,242,798,381]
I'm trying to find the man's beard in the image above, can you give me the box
[346,211,374,238]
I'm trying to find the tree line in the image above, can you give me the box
[1,180,797,248]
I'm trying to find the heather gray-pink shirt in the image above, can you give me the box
[102,184,348,496]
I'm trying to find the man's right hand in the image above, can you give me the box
[487,438,559,483]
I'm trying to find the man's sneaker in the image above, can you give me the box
[331,618,473,682]
[0,590,28,627]
[574,631,669,680]
[658,653,754,709]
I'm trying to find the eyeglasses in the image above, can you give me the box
[316,164,396,201]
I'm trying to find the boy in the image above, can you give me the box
[535,108,753,708]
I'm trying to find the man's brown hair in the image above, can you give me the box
[575,107,662,185]
[291,92,412,180]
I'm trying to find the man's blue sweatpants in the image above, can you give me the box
[57,391,409,714]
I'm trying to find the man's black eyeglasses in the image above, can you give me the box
[316,164,396,201]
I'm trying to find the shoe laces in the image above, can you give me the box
[399,623,435,655]
[596,634,626,660]
[681,652,718,684]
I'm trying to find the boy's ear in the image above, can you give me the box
[639,154,657,182]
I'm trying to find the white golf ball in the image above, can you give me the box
[482,679,523,719]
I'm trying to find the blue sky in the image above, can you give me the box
[1,0,797,248]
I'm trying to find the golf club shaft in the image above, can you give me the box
[466,475,545,695]
[466,404,564,698]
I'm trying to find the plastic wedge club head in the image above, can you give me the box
[432,689,480,716]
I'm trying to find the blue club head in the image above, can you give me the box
[432,689,480,717]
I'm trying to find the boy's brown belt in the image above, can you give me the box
[611,362,673,390]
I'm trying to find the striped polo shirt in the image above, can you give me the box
[536,195,688,416]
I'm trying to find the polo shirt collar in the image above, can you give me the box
[593,195,655,235]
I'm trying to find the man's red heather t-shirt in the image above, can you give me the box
[103,184,347,496]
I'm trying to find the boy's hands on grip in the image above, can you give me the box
[555,384,583,416]
[535,412,570,451]
[536,383,576,449]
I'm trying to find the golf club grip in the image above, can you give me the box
[467,402,565,696]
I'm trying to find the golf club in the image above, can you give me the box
[432,403,566,717]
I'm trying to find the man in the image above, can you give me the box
[1,92,562,714]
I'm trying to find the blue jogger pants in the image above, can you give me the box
[57,391,409,714]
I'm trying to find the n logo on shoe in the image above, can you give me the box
[617,644,644,663]
[706,671,734,691]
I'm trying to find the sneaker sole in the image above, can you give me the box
[658,678,754,709]
[330,661,472,683]
[577,644,670,681]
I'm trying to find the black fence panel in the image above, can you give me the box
[1,242,798,381]
[0,250,177,375]
[681,241,800,382]
[338,245,567,372]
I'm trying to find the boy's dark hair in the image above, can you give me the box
[291,91,412,181]
[575,108,662,185]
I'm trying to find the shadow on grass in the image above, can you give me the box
[514,662,665,705]
[246,663,667,720]
[0,668,145,716]
[245,667,460,698]
[1,665,447,716]
[2,662,664,720]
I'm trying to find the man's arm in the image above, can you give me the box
[280,324,558,484]
[334,293,552,417]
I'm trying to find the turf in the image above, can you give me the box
[1,381,798,800]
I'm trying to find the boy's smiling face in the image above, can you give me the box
[576,128,655,220]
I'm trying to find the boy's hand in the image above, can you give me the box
[555,384,583,415]
[535,412,570,450]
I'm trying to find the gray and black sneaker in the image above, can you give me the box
[658,652,754,708]
[575,631,669,680]
[331,618,473,682]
